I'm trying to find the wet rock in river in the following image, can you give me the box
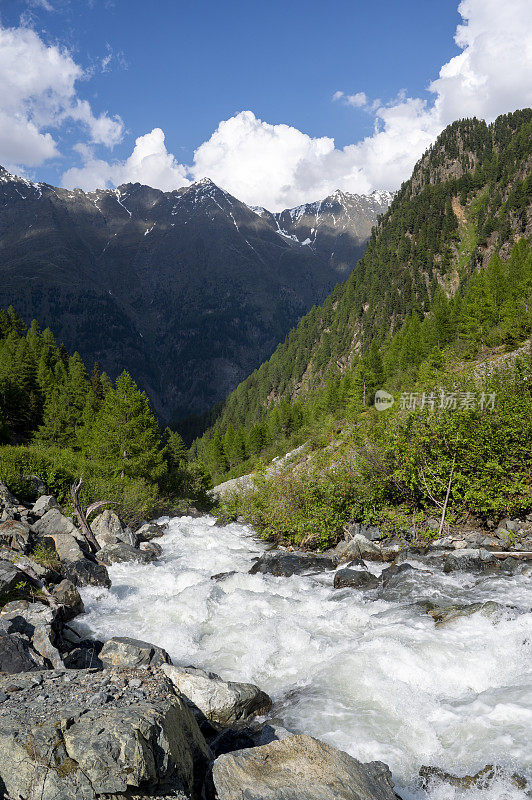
[419,764,528,792]
[96,541,155,565]
[333,568,380,590]
[443,548,499,572]
[250,551,337,577]
[427,601,509,626]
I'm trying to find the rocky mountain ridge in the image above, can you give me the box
[0,167,390,420]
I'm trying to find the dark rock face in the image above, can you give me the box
[0,559,28,595]
[0,168,390,421]
[0,630,46,672]
[64,558,111,588]
[250,552,337,577]
[380,563,417,587]
[52,579,84,621]
[333,568,380,590]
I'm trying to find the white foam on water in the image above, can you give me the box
[74,515,532,799]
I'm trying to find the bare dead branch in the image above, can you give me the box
[70,475,101,553]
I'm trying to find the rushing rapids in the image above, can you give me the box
[74,515,532,799]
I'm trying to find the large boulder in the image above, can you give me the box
[39,531,85,563]
[335,534,401,563]
[250,552,336,577]
[0,667,211,800]
[64,558,111,588]
[0,519,31,553]
[161,664,272,727]
[32,508,84,543]
[31,495,60,518]
[100,636,171,669]
[333,568,379,590]
[97,541,154,565]
[212,734,397,800]
[91,509,137,548]
[443,548,499,573]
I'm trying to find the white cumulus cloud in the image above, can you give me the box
[0,24,124,169]
[8,0,530,209]
[62,128,190,191]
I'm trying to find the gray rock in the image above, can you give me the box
[0,631,46,672]
[347,522,384,542]
[100,636,171,668]
[32,508,85,543]
[24,474,50,497]
[39,531,85,563]
[427,601,509,626]
[0,519,31,552]
[31,625,64,669]
[52,579,84,621]
[380,563,417,588]
[333,568,379,590]
[0,600,62,669]
[0,483,18,521]
[140,540,163,558]
[0,600,55,634]
[443,548,499,573]
[91,509,138,548]
[161,664,272,727]
[249,552,336,577]
[97,541,154,565]
[31,495,60,517]
[65,558,111,588]
[212,734,397,800]
[0,559,27,595]
[0,668,211,800]
[136,521,167,541]
[335,534,382,562]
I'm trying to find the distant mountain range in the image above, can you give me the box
[0,167,391,419]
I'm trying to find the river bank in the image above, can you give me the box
[1,483,531,799]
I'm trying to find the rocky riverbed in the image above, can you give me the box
[0,482,531,799]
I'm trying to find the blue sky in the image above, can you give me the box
[0,0,530,209]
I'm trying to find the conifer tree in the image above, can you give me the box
[82,371,166,481]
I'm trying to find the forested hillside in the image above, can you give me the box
[0,308,205,520]
[194,109,531,448]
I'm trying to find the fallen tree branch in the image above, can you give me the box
[438,456,456,538]
[70,476,103,553]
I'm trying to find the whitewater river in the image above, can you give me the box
[75,515,532,799]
